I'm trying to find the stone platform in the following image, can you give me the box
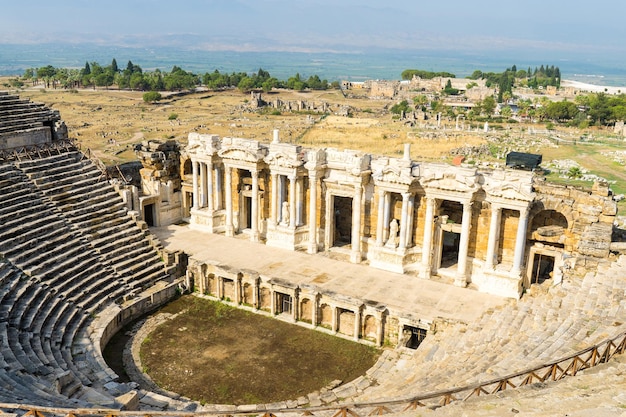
[152,223,508,324]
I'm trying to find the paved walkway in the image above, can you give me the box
[152,224,508,323]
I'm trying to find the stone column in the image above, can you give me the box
[199,162,207,208]
[331,306,338,333]
[406,194,415,247]
[251,170,260,242]
[270,289,276,315]
[383,192,391,243]
[399,192,411,249]
[350,183,363,263]
[292,290,299,323]
[311,294,319,327]
[206,160,214,211]
[376,189,386,247]
[456,200,473,287]
[485,204,501,269]
[308,172,318,254]
[192,160,199,209]
[235,275,242,304]
[296,178,303,226]
[214,165,222,210]
[512,207,530,275]
[224,166,234,236]
[353,307,361,341]
[324,193,333,250]
[253,278,259,309]
[278,175,285,223]
[270,172,278,226]
[289,175,297,228]
[217,276,224,299]
[420,197,436,279]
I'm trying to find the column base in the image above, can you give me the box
[225,225,235,237]
[419,267,431,279]
[307,243,318,254]
[350,251,362,263]
[454,276,468,287]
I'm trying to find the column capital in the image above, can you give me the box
[518,205,530,217]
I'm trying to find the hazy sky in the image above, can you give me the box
[1,0,625,56]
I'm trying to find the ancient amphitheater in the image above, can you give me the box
[2,91,626,416]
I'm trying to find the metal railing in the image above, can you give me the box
[0,139,75,162]
[2,329,625,417]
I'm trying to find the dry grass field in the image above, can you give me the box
[3,79,626,214]
[7,82,485,165]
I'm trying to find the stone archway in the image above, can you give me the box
[531,209,569,239]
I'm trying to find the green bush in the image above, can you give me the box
[143,91,162,103]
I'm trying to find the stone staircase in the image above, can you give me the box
[0,149,172,407]
[346,255,626,403]
[0,92,58,136]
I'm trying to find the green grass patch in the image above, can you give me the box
[140,295,379,404]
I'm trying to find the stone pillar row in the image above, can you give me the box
[192,158,221,211]
[193,157,532,279]
[202,271,386,345]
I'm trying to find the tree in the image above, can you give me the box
[588,93,611,125]
[544,101,579,121]
[37,65,57,88]
[111,58,119,73]
[481,96,496,116]
[468,70,483,80]
[443,79,459,95]
[413,94,429,110]
[237,76,256,93]
[390,100,411,115]
[286,73,305,91]
[401,69,456,80]
[261,77,279,93]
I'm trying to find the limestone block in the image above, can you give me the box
[602,199,618,216]
[116,390,139,411]
[575,203,603,217]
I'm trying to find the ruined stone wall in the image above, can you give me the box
[532,180,616,262]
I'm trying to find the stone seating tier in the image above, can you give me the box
[349,254,626,403]
[0,148,172,406]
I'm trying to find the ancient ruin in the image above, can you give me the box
[134,130,616,300]
[2,91,626,416]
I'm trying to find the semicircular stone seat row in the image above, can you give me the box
[349,255,626,403]
[0,149,171,407]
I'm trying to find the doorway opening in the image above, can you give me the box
[531,253,555,285]
[276,292,293,315]
[403,325,427,349]
[441,230,460,268]
[333,196,352,247]
[143,203,155,227]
